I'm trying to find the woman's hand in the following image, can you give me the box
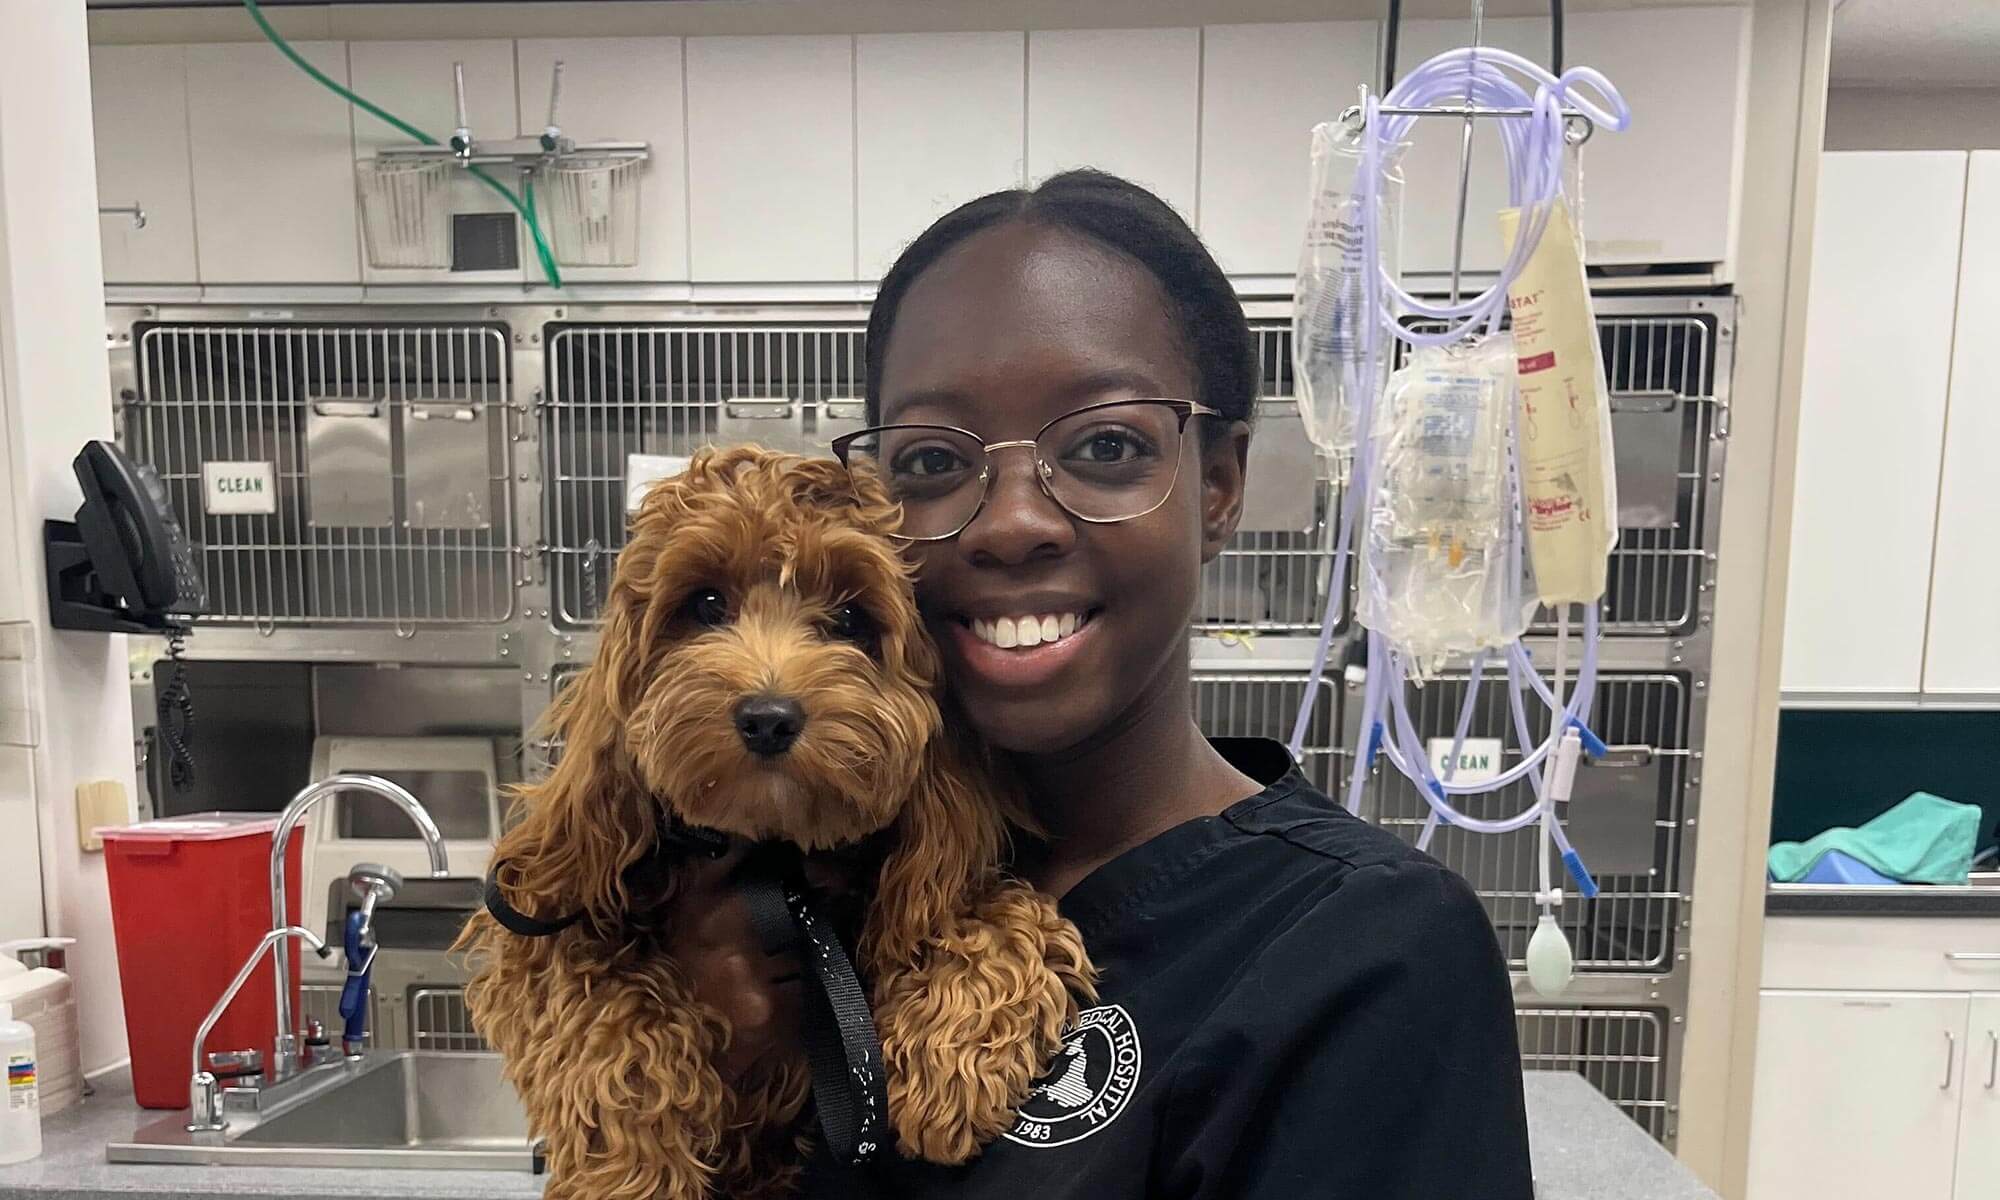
[666,845,864,1086]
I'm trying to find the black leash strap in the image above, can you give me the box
[482,830,888,1169]
[739,858,887,1168]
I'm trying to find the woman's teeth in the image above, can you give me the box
[970,613,1086,650]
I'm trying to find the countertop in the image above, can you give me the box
[1766,882,2000,917]
[0,1070,1714,1199]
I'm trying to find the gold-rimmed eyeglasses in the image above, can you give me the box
[831,398,1222,541]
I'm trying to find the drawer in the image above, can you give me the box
[1763,915,2000,992]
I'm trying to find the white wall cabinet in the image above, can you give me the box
[1955,994,2000,1198]
[1196,22,1377,277]
[1782,152,1969,697]
[516,37,688,284]
[185,41,359,285]
[349,40,522,286]
[1565,6,1749,269]
[1397,6,1748,276]
[685,35,855,283]
[1747,990,1968,1200]
[1925,151,2000,695]
[855,32,1024,281]
[90,44,198,284]
[1027,28,1200,221]
[1751,916,2000,1200]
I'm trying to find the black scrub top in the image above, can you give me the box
[816,737,1534,1200]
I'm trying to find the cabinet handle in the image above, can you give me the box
[1944,1031,1957,1091]
[1944,952,2000,962]
[1988,1031,1997,1091]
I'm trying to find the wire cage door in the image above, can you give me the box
[127,323,518,630]
[1193,670,1347,795]
[1518,1006,1673,1143]
[1396,307,1726,635]
[1362,670,1692,972]
[1196,321,1350,636]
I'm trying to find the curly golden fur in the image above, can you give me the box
[457,446,1095,1200]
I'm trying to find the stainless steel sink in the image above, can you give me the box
[108,1051,538,1171]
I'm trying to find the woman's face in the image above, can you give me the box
[876,222,1247,756]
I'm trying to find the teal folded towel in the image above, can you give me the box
[1768,792,1982,885]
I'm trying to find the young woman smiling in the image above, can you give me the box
[673,171,1533,1200]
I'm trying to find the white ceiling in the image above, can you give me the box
[1832,0,2000,89]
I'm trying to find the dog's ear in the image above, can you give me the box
[859,722,1011,969]
[487,656,659,930]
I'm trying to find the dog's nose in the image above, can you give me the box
[734,695,806,757]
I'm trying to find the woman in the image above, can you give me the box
[674,170,1533,1199]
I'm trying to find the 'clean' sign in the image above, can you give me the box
[1426,737,1504,785]
[202,461,276,515]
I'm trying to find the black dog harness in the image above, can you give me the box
[482,822,889,1170]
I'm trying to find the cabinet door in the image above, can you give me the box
[1956,994,2000,1200]
[686,35,855,282]
[1397,7,1748,275]
[1027,28,1199,220]
[91,44,199,284]
[187,41,360,284]
[349,40,522,286]
[856,32,1024,281]
[1197,22,1377,277]
[1749,990,1969,1200]
[516,37,687,284]
[1925,150,2000,695]
[1565,6,1749,269]
[1782,152,1966,696]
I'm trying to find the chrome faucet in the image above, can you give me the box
[187,925,331,1132]
[268,775,449,1077]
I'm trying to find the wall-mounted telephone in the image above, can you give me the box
[45,440,205,631]
[45,440,207,796]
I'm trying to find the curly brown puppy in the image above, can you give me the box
[458,445,1094,1200]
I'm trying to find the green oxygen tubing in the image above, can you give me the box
[240,0,563,288]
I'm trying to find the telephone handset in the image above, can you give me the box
[45,439,206,631]
[72,440,205,618]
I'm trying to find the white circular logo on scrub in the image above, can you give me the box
[1004,1004,1143,1148]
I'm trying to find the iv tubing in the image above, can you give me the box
[1539,607,1569,906]
[241,0,564,289]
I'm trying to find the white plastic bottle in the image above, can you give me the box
[0,1000,38,1164]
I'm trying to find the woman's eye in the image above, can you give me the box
[825,603,875,645]
[1064,427,1153,465]
[891,445,971,478]
[682,589,728,627]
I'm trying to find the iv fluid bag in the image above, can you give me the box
[1360,336,1533,678]
[1498,199,1618,606]
[1295,122,1403,460]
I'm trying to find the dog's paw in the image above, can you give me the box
[876,886,1096,1164]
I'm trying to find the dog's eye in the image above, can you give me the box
[824,603,875,645]
[682,589,729,627]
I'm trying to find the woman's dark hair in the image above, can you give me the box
[864,169,1258,439]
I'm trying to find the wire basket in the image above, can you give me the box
[356,158,453,270]
[542,156,642,268]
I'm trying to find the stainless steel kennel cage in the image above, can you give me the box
[108,293,1732,1150]
[125,321,519,631]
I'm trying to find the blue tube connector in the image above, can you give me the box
[1561,849,1601,899]
[1569,718,1610,760]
